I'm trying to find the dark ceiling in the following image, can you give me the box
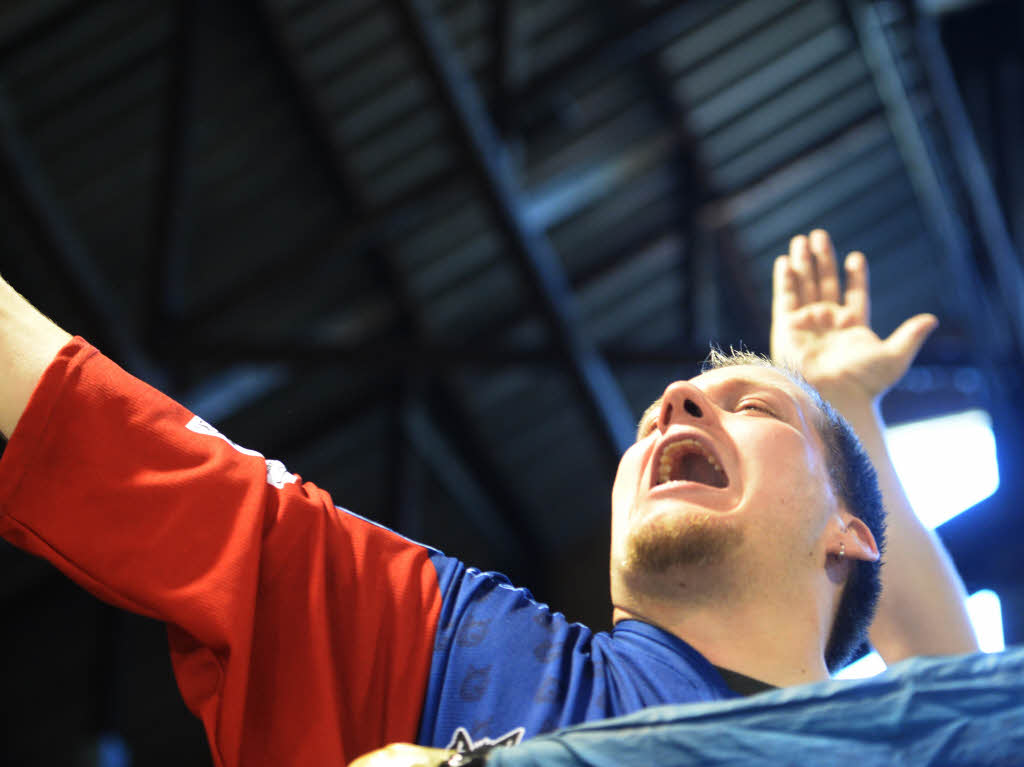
[1,0,1022,764]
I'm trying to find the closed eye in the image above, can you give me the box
[738,402,774,416]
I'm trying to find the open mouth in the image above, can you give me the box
[651,438,729,489]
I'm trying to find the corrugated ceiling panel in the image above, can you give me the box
[455,368,611,546]
[661,0,800,76]
[687,24,853,135]
[186,5,372,336]
[577,234,686,347]
[523,0,597,79]
[294,3,459,208]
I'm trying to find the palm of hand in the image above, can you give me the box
[772,306,905,401]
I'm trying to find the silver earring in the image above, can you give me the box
[838,542,845,561]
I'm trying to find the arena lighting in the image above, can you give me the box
[884,408,999,529]
[967,589,1006,653]
[836,589,1005,679]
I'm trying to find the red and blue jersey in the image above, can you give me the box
[0,339,734,766]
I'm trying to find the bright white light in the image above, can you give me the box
[835,589,1005,679]
[835,650,886,679]
[837,411,1003,679]
[885,409,999,529]
[967,589,1005,653]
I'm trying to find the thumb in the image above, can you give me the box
[883,313,938,367]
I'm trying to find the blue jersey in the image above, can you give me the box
[419,554,737,749]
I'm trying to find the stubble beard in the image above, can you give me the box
[623,509,744,575]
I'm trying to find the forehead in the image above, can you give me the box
[689,364,811,399]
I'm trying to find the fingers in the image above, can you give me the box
[781,231,874,322]
[772,254,800,321]
[884,313,939,368]
[788,234,817,304]
[809,229,841,303]
[843,251,870,325]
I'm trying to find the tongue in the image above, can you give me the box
[678,453,725,487]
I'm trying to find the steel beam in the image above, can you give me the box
[914,14,1024,352]
[250,0,428,333]
[393,0,637,460]
[244,0,539,563]
[848,0,1008,359]
[186,331,978,371]
[491,0,516,139]
[404,397,529,563]
[195,2,454,333]
[149,0,200,355]
[509,0,714,129]
[183,334,711,369]
[0,88,164,386]
[0,0,87,64]
[392,377,428,539]
[592,0,760,345]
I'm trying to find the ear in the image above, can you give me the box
[829,515,880,563]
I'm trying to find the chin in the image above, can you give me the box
[622,509,743,575]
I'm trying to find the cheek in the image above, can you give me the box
[611,441,652,524]
[742,426,825,501]
[754,435,836,535]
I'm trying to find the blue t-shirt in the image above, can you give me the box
[419,553,738,749]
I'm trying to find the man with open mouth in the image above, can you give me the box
[0,231,978,767]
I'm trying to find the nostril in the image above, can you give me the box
[684,399,702,418]
[663,402,673,426]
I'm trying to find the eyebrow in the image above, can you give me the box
[712,375,800,400]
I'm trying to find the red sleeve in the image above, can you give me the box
[0,338,442,766]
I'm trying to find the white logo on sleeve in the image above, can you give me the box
[445,726,524,752]
[185,415,298,489]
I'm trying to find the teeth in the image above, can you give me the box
[656,439,723,485]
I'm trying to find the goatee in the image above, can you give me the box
[623,511,743,574]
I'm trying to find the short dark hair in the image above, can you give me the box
[701,348,886,673]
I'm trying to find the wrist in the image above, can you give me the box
[804,376,879,416]
[821,391,881,420]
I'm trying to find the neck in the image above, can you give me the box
[611,568,834,688]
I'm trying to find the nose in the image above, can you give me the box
[657,381,709,432]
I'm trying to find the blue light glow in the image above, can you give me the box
[967,589,1005,653]
[836,589,1004,679]
[885,409,999,529]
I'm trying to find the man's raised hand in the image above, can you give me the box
[770,229,937,406]
[771,231,979,661]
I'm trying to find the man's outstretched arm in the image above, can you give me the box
[0,274,442,764]
[771,229,978,662]
[0,276,71,439]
